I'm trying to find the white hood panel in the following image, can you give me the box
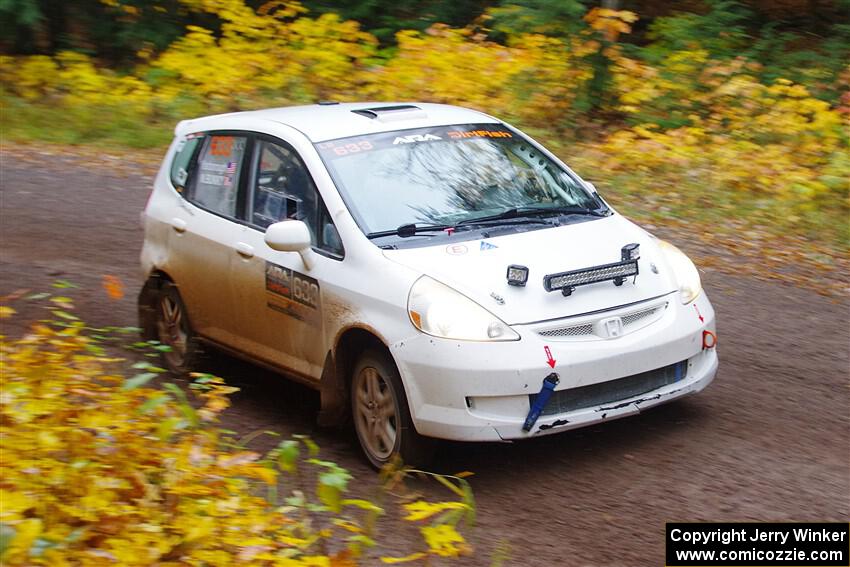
[383,216,677,325]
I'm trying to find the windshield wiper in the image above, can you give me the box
[366,223,452,239]
[367,205,608,239]
[455,205,604,227]
[516,205,609,218]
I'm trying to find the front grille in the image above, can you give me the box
[622,305,662,328]
[532,360,688,416]
[538,323,594,338]
[536,301,667,341]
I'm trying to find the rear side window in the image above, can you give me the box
[169,135,202,192]
[190,135,248,217]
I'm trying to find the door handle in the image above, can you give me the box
[235,242,254,258]
[170,218,187,234]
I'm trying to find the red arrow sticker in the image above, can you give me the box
[544,346,557,369]
[693,304,704,323]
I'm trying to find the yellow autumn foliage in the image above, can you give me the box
[365,25,590,129]
[0,0,846,246]
[0,305,473,565]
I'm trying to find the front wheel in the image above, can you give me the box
[351,350,433,469]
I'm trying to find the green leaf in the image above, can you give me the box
[317,465,351,513]
[318,469,351,490]
[51,279,78,289]
[276,440,299,473]
[30,536,57,557]
[51,310,78,321]
[348,533,376,548]
[293,435,319,456]
[25,292,50,300]
[163,383,198,426]
[139,393,171,413]
[65,528,85,543]
[84,344,106,356]
[284,493,305,507]
[122,372,158,390]
[0,523,15,559]
[342,499,383,513]
[156,416,183,441]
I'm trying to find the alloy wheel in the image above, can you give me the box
[157,293,188,369]
[353,366,398,460]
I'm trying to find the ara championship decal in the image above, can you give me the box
[265,262,321,326]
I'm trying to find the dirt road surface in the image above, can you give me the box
[1,148,848,565]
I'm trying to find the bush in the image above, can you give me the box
[0,0,847,250]
[0,298,474,565]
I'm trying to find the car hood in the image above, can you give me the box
[382,215,678,325]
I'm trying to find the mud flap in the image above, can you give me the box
[317,351,348,427]
[138,277,161,340]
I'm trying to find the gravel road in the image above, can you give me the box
[1,147,847,565]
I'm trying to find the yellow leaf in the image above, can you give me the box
[403,501,468,522]
[421,524,470,557]
[381,552,427,564]
[184,516,215,543]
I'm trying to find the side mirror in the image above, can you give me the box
[265,220,311,252]
[585,181,597,193]
[265,220,315,270]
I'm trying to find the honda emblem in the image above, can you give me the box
[603,317,623,338]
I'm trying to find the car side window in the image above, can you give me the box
[250,139,343,257]
[169,135,202,192]
[188,135,248,218]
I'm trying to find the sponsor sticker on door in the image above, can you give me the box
[265,262,321,326]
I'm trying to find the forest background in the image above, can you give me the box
[1,0,848,254]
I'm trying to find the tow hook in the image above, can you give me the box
[523,372,560,432]
[702,330,717,350]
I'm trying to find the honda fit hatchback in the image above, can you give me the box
[139,102,718,467]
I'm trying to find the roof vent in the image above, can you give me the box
[351,105,426,122]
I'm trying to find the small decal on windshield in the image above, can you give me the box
[448,130,513,139]
[480,241,498,251]
[392,134,442,145]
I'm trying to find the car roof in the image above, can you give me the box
[176,102,502,143]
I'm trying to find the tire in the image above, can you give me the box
[351,349,434,469]
[154,281,201,376]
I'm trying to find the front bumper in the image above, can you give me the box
[389,291,717,441]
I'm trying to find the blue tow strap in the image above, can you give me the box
[523,372,560,432]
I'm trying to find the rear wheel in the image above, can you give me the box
[155,282,201,376]
[351,350,433,469]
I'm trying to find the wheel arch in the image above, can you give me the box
[318,326,393,427]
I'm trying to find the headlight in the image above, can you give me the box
[657,240,701,304]
[408,276,519,341]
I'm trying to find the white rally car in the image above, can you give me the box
[139,102,718,467]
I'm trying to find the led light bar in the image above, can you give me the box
[544,244,640,296]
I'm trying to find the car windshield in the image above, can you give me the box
[315,124,605,236]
